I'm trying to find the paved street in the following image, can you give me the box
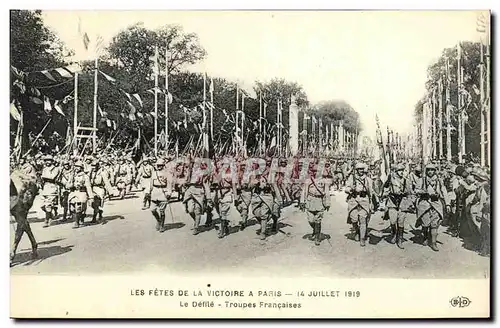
[10,190,489,278]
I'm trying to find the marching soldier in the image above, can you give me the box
[149,158,173,232]
[58,159,73,221]
[300,160,332,246]
[68,161,94,229]
[126,156,137,194]
[136,157,154,210]
[236,158,253,231]
[415,163,451,251]
[213,158,238,238]
[344,162,375,247]
[381,163,411,249]
[183,157,213,235]
[90,159,116,223]
[40,155,61,228]
[250,159,281,240]
[469,169,490,256]
[115,158,131,199]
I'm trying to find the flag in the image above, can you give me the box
[476,12,487,33]
[123,91,132,102]
[100,71,116,83]
[132,93,143,107]
[43,96,52,114]
[209,77,214,93]
[106,119,112,128]
[152,46,159,75]
[40,70,57,82]
[53,100,65,116]
[472,84,480,95]
[55,67,74,78]
[10,102,20,121]
[126,101,136,114]
[95,35,104,56]
[83,33,90,50]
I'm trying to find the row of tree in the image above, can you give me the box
[10,10,362,157]
[413,41,488,163]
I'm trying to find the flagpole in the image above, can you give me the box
[154,45,159,157]
[92,57,98,154]
[203,72,207,156]
[486,34,491,167]
[165,44,169,153]
[438,77,443,158]
[210,78,214,141]
[259,91,262,155]
[73,72,79,156]
[263,96,267,152]
[457,42,463,164]
[445,59,452,162]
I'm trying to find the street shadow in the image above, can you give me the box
[160,222,185,232]
[302,233,314,240]
[368,231,384,245]
[409,228,425,244]
[10,245,73,267]
[461,236,481,253]
[27,216,46,224]
[38,238,64,246]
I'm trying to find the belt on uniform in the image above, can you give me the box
[142,175,151,178]
[93,184,104,188]
[78,188,87,192]
[43,178,56,183]
[153,184,167,188]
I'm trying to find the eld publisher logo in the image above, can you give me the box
[450,296,471,308]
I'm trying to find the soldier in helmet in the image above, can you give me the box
[183,156,213,235]
[415,163,451,251]
[149,158,173,232]
[58,159,73,221]
[213,157,238,239]
[68,161,94,229]
[135,157,154,210]
[40,155,61,228]
[90,159,117,223]
[345,162,375,247]
[300,159,332,246]
[381,163,411,249]
[235,157,253,231]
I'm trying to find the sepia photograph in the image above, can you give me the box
[9,8,491,318]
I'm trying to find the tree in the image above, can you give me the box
[10,10,72,154]
[414,41,484,160]
[312,100,361,133]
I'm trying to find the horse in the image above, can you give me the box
[10,168,40,263]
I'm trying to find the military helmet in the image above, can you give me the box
[43,154,53,161]
[426,163,437,170]
[355,162,367,170]
[156,158,165,166]
[74,161,84,168]
[394,163,405,171]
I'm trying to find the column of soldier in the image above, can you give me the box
[12,150,490,257]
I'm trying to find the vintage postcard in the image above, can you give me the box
[9,9,490,318]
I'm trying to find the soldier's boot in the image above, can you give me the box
[142,197,148,210]
[159,212,167,233]
[152,210,161,231]
[239,215,247,231]
[397,227,405,249]
[98,210,103,221]
[53,207,58,219]
[421,227,429,246]
[62,207,68,221]
[218,219,227,239]
[389,224,397,244]
[91,211,98,224]
[193,214,201,235]
[308,221,315,241]
[271,216,279,233]
[359,221,367,247]
[315,222,322,246]
[72,213,80,229]
[43,212,52,228]
[205,212,213,227]
[259,219,267,240]
[353,223,360,241]
[429,227,439,252]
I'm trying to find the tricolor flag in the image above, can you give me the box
[43,96,52,114]
[10,102,21,121]
[54,100,65,116]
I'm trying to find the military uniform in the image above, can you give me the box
[301,161,332,246]
[250,166,279,240]
[136,158,154,209]
[415,163,450,251]
[213,159,237,238]
[40,155,61,227]
[236,159,253,231]
[381,163,411,249]
[90,160,115,223]
[58,160,73,221]
[68,161,94,229]
[183,158,212,235]
[469,172,490,257]
[149,159,173,232]
[115,160,132,199]
[345,162,374,247]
